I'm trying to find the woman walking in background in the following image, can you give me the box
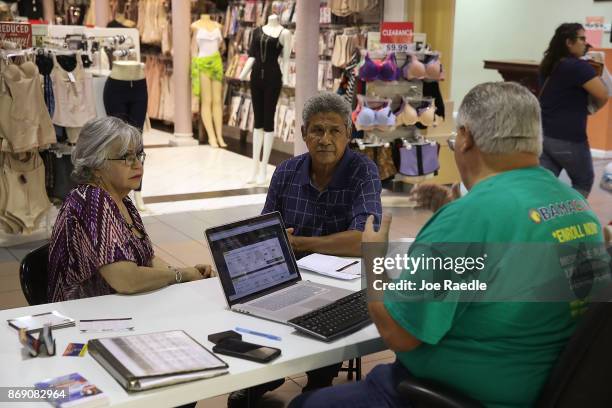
[539,22,608,197]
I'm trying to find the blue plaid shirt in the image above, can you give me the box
[262,149,382,237]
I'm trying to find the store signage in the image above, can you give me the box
[585,16,604,48]
[0,22,32,48]
[380,22,413,52]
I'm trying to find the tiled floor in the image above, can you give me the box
[0,137,610,407]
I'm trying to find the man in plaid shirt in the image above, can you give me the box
[262,92,382,257]
[229,93,382,408]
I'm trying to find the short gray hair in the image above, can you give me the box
[72,117,143,184]
[302,92,352,130]
[456,82,542,156]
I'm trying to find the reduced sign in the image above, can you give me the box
[380,22,413,52]
[0,22,32,48]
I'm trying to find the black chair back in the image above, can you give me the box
[536,302,612,407]
[19,243,50,305]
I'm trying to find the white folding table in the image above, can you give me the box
[0,272,385,407]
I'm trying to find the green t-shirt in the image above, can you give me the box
[384,167,607,408]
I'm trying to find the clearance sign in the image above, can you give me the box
[380,22,413,52]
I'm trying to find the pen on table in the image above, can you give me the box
[235,327,282,341]
[336,260,359,272]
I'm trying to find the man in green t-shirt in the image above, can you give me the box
[289,82,609,408]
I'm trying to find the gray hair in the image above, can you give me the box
[71,117,143,184]
[456,82,542,156]
[302,92,352,130]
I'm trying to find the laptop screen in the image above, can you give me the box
[206,212,300,305]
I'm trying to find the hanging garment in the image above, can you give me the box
[0,61,56,153]
[358,53,400,82]
[394,100,437,127]
[35,53,55,116]
[2,152,51,232]
[398,143,440,176]
[50,52,96,129]
[353,98,396,131]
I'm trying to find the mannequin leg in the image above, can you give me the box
[200,73,218,148]
[247,128,264,184]
[256,132,275,184]
[211,80,226,148]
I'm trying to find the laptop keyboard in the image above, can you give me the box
[288,289,371,342]
[250,285,323,311]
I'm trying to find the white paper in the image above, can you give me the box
[79,318,134,333]
[297,254,361,280]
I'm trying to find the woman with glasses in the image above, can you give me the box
[538,22,608,197]
[48,117,213,302]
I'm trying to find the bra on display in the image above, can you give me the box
[394,99,436,127]
[358,52,399,82]
[402,53,443,81]
[353,96,396,131]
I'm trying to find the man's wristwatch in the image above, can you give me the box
[171,267,182,283]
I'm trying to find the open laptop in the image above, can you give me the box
[204,212,352,324]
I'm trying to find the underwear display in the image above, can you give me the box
[402,54,426,80]
[358,53,400,82]
[50,52,97,132]
[0,152,51,234]
[191,52,224,96]
[353,97,396,131]
[402,53,443,81]
[394,100,437,127]
[0,60,56,153]
[398,142,441,177]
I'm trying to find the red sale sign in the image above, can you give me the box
[380,22,414,44]
[0,22,32,48]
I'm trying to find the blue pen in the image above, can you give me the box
[235,327,282,341]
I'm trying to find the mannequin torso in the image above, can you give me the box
[110,61,145,81]
[191,14,221,32]
[261,15,284,38]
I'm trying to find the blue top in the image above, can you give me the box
[540,57,597,142]
[262,149,382,238]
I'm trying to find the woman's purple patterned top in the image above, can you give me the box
[48,185,154,302]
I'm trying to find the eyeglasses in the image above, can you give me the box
[447,132,457,151]
[107,151,146,166]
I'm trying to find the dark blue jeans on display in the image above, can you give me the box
[288,361,412,408]
[540,137,594,197]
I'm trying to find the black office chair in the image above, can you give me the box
[396,302,612,408]
[19,243,50,305]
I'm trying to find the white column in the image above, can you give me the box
[95,0,110,27]
[171,0,197,145]
[293,0,320,156]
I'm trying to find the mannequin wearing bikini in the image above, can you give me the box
[104,61,148,210]
[239,14,292,184]
[191,14,227,148]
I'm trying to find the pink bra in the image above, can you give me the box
[402,53,442,81]
[394,100,436,127]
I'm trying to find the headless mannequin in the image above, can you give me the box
[239,14,292,184]
[107,61,148,211]
[191,14,226,148]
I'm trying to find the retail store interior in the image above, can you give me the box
[0,0,611,407]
